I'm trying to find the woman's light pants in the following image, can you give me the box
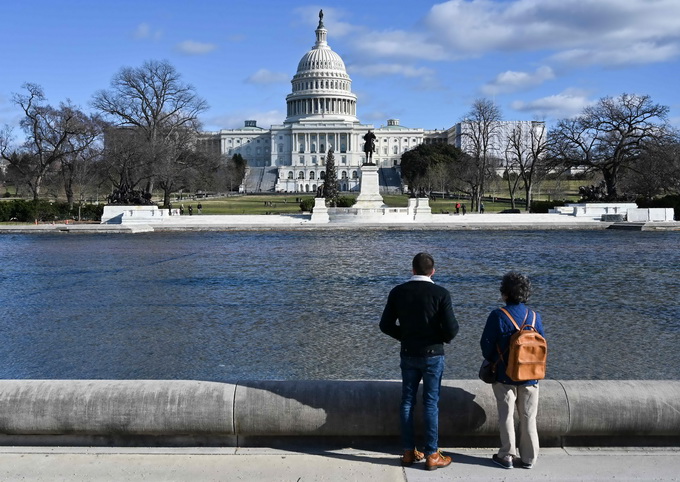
[492,382,540,464]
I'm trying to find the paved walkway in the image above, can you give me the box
[2,446,679,481]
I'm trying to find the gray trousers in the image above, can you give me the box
[492,382,540,464]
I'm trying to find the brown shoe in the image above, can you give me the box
[401,448,424,466]
[425,450,452,470]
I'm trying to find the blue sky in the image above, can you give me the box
[2,0,679,137]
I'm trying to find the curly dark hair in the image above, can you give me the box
[500,272,531,304]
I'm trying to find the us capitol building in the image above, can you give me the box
[198,11,543,194]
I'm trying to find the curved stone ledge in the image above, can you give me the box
[0,380,679,445]
[0,380,235,436]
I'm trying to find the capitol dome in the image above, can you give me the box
[285,10,358,123]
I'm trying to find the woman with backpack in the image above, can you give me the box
[480,272,546,470]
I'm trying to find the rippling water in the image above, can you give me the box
[1,230,678,380]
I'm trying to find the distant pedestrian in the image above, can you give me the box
[197,203,203,214]
[180,204,185,215]
[461,204,466,215]
[480,203,485,214]
[455,203,460,214]
[188,205,193,216]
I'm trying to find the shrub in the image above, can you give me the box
[77,203,104,221]
[637,195,680,221]
[530,200,566,213]
[0,200,104,222]
[336,196,355,208]
[299,197,315,212]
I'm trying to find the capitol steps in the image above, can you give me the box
[378,167,402,194]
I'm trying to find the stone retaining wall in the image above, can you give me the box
[1,380,678,447]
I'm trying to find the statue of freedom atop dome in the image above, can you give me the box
[363,130,376,165]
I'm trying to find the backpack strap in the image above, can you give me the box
[528,310,536,328]
[496,308,529,365]
[499,307,529,331]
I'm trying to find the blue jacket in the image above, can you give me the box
[480,302,545,386]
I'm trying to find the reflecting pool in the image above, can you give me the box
[1,229,678,380]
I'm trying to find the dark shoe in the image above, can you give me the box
[513,457,534,469]
[425,450,451,470]
[400,448,424,466]
[492,454,513,469]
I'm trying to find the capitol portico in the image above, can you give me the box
[198,11,542,194]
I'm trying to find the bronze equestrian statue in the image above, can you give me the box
[363,130,376,165]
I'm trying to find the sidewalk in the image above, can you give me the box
[1,446,679,481]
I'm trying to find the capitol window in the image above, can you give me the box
[352,171,358,179]
[341,171,347,179]
[298,172,305,179]
[288,171,294,179]
[310,171,315,180]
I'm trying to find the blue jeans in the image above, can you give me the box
[400,355,444,456]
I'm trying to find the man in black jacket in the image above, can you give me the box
[380,252,459,470]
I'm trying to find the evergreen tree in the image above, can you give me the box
[324,147,339,207]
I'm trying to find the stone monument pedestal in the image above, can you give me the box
[354,164,385,209]
[101,205,169,224]
[310,197,330,223]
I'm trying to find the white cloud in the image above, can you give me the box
[511,89,594,119]
[362,111,391,123]
[481,66,555,95]
[176,40,217,55]
[205,110,285,130]
[349,63,435,79]
[133,23,162,41]
[552,42,680,68]
[351,30,449,62]
[245,69,289,85]
[423,0,680,66]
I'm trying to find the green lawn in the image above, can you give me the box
[2,177,586,216]
[180,191,579,215]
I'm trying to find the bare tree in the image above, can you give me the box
[60,143,103,209]
[1,83,102,201]
[92,60,208,206]
[549,93,669,200]
[619,132,680,199]
[457,99,503,211]
[505,121,548,210]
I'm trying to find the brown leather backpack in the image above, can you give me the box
[500,307,547,382]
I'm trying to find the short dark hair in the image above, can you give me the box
[412,252,435,276]
[500,272,531,304]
